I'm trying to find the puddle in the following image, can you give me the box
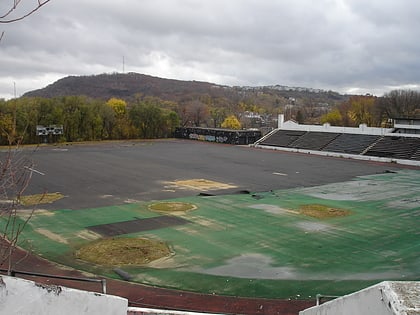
[197,253,297,279]
[194,253,409,281]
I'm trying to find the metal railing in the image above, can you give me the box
[0,268,107,294]
[315,294,340,305]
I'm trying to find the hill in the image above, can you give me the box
[23,72,349,106]
[23,72,224,101]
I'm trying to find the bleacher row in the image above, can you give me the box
[258,129,420,161]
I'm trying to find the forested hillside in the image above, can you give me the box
[23,73,223,102]
[23,72,347,105]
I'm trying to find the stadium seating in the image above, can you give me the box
[258,129,306,147]
[411,147,420,161]
[290,132,340,150]
[365,136,420,160]
[259,129,420,162]
[323,134,381,155]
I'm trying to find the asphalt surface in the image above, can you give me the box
[20,139,408,210]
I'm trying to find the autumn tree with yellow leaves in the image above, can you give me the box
[221,115,241,130]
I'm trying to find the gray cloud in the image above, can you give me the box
[1,0,420,99]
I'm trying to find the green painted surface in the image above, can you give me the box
[4,170,420,299]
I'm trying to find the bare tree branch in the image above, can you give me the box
[0,143,38,274]
[0,0,52,23]
[0,1,48,270]
[0,0,21,19]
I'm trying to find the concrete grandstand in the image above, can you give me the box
[253,115,420,166]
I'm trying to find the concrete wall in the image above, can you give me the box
[0,275,128,315]
[300,281,420,315]
[127,307,224,315]
[281,119,393,135]
[277,115,420,137]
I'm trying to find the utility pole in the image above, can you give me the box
[122,56,125,73]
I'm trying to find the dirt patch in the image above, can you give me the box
[33,209,55,216]
[35,228,68,244]
[75,237,171,266]
[145,255,180,269]
[16,209,54,219]
[20,193,64,206]
[76,230,101,241]
[149,202,197,213]
[299,204,350,219]
[167,179,237,191]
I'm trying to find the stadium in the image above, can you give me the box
[0,118,419,314]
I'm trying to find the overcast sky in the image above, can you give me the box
[1,0,420,99]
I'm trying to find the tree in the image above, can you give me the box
[0,112,15,144]
[378,90,420,120]
[62,96,83,141]
[329,95,379,127]
[89,101,107,140]
[162,110,180,137]
[177,99,209,127]
[13,97,42,144]
[190,99,209,127]
[295,110,304,124]
[130,102,163,139]
[99,102,116,139]
[347,95,377,126]
[221,115,241,130]
[320,108,343,126]
[129,96,180,138]
[106,97,127,117]
[209,107,227,128]
[106,98,131,139]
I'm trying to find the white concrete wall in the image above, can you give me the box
[281,120,393,135]
[300,281,420,315]
[0,275,128,315]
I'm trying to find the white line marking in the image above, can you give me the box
[272,172,288,176]
[24,167,45,176]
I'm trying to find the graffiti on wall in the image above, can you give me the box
[175,127,261,145]
[188,133,228,143]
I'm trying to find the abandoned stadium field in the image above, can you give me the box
[4,139,420,301]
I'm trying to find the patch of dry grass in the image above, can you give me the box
[172,179,237,191]
[75,237,171,266]
[299,204,350,219]
[19,192,64,206]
